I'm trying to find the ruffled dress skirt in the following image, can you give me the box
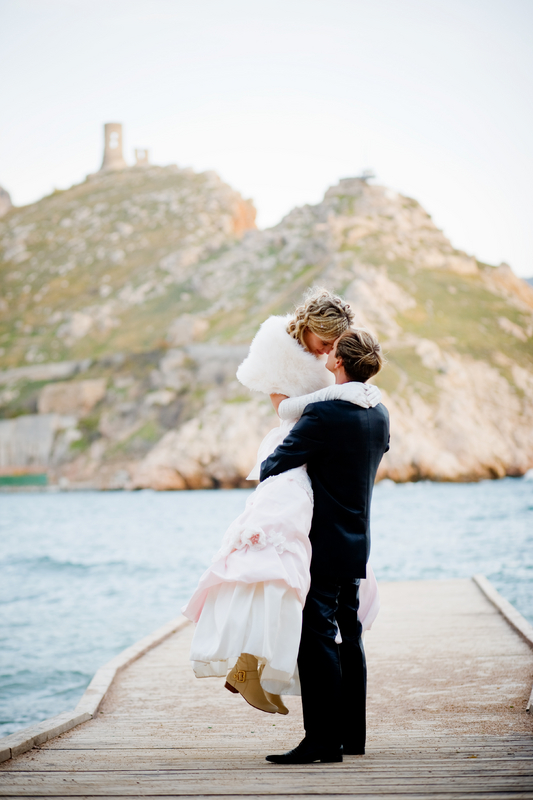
[182,422,380,696]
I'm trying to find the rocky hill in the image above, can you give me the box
[0,165,255,367]
[1,171,532,488]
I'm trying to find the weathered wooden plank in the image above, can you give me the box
[0,712,92,761]
[1,771,533,795]
[8,750,532,768]
[2,796,533,800]
[1,771,532,788]
[4,768,531,783]
[5,759,532,777]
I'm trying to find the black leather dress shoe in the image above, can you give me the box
[266,739,343,764]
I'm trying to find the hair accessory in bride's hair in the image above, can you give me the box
[287,286,354,350]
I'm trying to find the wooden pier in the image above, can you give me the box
[1,578,532,798]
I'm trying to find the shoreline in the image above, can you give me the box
[2,471,533,493]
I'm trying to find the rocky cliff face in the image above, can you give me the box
[1,173,532,487]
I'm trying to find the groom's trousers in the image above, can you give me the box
[297,576,366,752]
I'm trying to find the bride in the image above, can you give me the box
[182,288,382,715]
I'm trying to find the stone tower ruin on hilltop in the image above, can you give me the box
[135,148,149,166]
[100,123,127,171]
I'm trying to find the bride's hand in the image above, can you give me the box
[363,383,381,407]
[270,393,289,414]
[341,382,382,408]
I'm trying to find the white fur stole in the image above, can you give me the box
[236,314,333,397]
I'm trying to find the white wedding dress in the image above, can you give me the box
[182,315,381,695]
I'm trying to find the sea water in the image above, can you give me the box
[1,477,532,737]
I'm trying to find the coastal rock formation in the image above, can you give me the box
[1,173,532,486]
[38,379,107,417]
[132,398,275,490]
[380,354,533,481]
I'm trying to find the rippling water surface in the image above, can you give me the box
[1,478,532,737]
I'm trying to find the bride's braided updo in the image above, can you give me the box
[287,286,355,350]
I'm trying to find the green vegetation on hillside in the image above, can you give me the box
[0,166,254,368]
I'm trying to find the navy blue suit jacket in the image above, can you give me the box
[260,400,390,579]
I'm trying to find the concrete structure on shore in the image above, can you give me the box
[1,577,532,795]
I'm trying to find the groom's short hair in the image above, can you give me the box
[336,329,383,382]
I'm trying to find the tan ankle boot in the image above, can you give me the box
[225,654,277,714]
[264,691,289,715]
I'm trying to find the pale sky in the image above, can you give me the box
[1,0,532,276]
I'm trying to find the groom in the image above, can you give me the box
[259,328,390,764]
